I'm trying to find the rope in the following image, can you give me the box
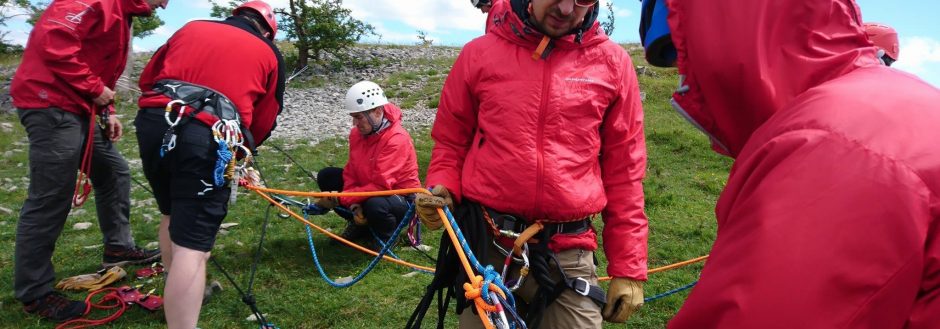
[440,206,517,329]
[266,143,318,181]
[645,281,698,303]
[245,185,429,198]
[303,204,422,287]
[55,288,127,329]
[598,255,709,281]
[249,189,436,272]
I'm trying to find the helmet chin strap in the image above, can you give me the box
[363,111,384,135]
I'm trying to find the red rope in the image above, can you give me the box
[72,109,96,207]
[55,288,128,329]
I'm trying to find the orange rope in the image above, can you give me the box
[250,189,435,272]
[598,255,710,281]
[244,185,429,198]
[436,207,494,329]
[247,183,707,327]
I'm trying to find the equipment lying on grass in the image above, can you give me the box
[56,266,126,291]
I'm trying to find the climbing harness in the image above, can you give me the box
[152,80,257,205]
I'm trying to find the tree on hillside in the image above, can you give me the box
[24,1,164,38]
[210,0,374,69]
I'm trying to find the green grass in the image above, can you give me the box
[0,45,730,328]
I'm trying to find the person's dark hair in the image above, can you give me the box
[236,8,273,37]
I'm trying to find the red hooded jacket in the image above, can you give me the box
[137,17,285,145]
[339,103,421,206]
[11,0,154,115]
[426,0,648,280]
[664,0,940,328]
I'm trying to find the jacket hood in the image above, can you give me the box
[488,0,608,53]
[124,0,155,17]
[666,0,881,157]
[382,102,402,125]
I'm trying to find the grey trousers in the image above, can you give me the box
[14,108,135,303]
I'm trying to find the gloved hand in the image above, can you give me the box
[602,277,644,323]
[350,204,367,226]
[315,195,339,210]
[56,266,127,291]
[414,185,453,231]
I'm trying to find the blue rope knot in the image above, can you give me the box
[214,140,232,187]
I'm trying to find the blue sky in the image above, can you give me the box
[3,0,939,86]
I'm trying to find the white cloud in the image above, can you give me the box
[893,36,940,73]
[892,36,940,87]
[344,0,483,35]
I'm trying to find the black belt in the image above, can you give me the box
[488,208,591,235]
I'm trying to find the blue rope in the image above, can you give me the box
[213,140,232,187]
[644,281,698,302]
[441,207,517,321]
[303,204,417,287]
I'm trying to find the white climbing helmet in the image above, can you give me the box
[344,80,389,114]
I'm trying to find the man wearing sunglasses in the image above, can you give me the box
[414,0,649,328]
[640,0,940,328]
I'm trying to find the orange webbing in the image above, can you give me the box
[532,36,551,60]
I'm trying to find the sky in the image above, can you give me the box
[2,0,939,86]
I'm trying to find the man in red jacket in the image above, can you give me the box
[314,81,421,247]
[639,0,940,328]
[134,1,284,327]
[412,0,648,328]
[10,0,167,322]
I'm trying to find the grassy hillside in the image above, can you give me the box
[0,45,731,328]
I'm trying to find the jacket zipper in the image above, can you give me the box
[534,54,553,217]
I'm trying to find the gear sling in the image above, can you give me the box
[406,200,606,329]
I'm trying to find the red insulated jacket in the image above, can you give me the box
[137,17,285,145]
[664,0,940,328]
[339,103,421,206]
[11,0,154,115]
[426,1,648,280]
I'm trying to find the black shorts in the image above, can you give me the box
[135,108,230,252]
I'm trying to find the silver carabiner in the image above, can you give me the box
[164,100,187,127]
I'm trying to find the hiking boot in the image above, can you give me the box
[102,246,161,268]
[23,292,86,322]
[330,222,368,245]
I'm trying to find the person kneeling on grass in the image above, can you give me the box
[314,81,421,248]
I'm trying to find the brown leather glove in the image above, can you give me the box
[350,204,367,226]
[414,185,453,231]
[602,277,644,323]
[315,195,339,210]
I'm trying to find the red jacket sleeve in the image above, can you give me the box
[669,131,934,328]
[600,58,649,280]
[426,49,478,202]
[340,133,419,206]
[33,0,105,102]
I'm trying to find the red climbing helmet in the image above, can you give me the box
[233,0,277,40]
